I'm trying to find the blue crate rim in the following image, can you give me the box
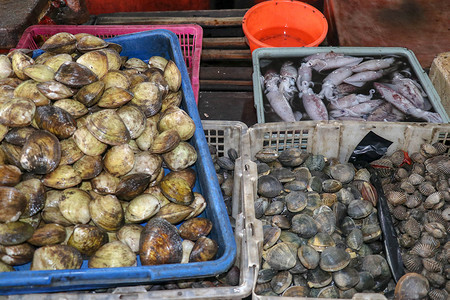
[0,29,236,294]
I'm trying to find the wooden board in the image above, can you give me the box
[327,0,450,69]
[429,52,450,116]
[0,0,50,49]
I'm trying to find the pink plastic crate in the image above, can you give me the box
[15,25,202,103]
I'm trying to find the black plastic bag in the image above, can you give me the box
[348,131,405,283]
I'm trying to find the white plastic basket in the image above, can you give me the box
[245,120,450,300]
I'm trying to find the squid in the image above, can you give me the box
[300,81,328,120]
[263,70,296,122]
[318,67,354,101]
[374,82,442,123]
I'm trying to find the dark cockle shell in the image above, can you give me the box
[40,32,77,54]
[258,174,283,198]
[72,155,103,180]
[160,176,194,206]
[297,245,319,270]
[0,242,35,266]
[361,255,391,281]
[178,218,213,241]
[139,218,183,265]
[306,267,332,288]
[291,214,318,239]
[88,241,136,268]
[0,221,34,246]
[89,194,123,231]
[19,130,61,174]
[319,246,350,272]
[16,178,46,218]
[27,223,66,247]
[394,273,429,300]
[55,61,98,88]
[67,224,108,256]
[270,270,292,294]
[4,127,37,147]
[329,163,355,183]
[333,267,360,291]
[189,236,218,262]
[154,203,194,224]
[278,148,309,167]
[265,242,297,271]
[31,244,82,271]
[35,105,77,139]
[115,173,152,201]
[0,186,26,223]
[347,200,373,219]
[263,225,281,250]
[86,109,130,146]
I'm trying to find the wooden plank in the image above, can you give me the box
[0,0,50,48]
[94,16,243,26]
[330,0,450,68]
[429,52,450,116]
[200,66,252,81]
[198,91,257,127]
[201,49,251,61]
[202,37,247,49]
[95,9,247,19]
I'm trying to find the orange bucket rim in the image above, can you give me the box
[242,0,328,50]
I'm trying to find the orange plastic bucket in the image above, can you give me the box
[242,0,328,52]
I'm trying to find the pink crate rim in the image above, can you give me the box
[15,24,202,104]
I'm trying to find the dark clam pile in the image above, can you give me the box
[252,148,394,298]
[0,32,219,273]
[374,143,450,300]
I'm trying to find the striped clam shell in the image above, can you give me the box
[386,190,407,206]
[411,162,426,176]
[424,222,447,239]
[402,253,423,273]
[426,211,448,229]
[428,289,449,300]
[370,158,394,177]
[420,143,439,158]
[405,193,423,209]
[400,180,416,194]
[394,168,409,181]
[432,142,448,155]
[435,179,449,191]
[354,168,371,182]
[418,181,436,196]
[392,205,409,221]
[408,173,425,186]
[381,183,397,194]
[389,150,408,167]
[404,217,422,239]
[410,152,426,164]
[436,156,450,175]
[411,242,435,258]
[423,192,444,210]
[422,258,443,273]
[425,156,445,175]
[420,234,441,249]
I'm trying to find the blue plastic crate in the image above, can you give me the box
[0,29,236,294]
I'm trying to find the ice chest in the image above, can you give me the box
[0,30,236,295]
[252,47,450,123]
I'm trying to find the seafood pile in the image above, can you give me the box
[373,143,450,299]
[0,32,219,273]
[252,147,394,297]
[261,52,443,123]
[135,145,242,291]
